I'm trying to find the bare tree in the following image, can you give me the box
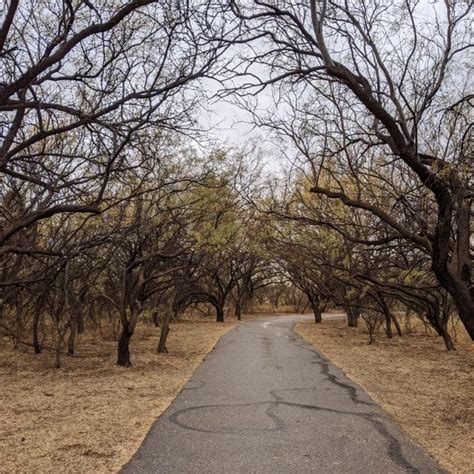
[225,0,473,338]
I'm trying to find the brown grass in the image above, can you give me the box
[294,319,474,474]
[0,320,236,473]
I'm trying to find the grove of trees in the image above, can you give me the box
[0,0,472,367]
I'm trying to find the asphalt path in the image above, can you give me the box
[122,315,444,473]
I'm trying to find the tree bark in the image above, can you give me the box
[392,313,403,337]
[310,301,322,323]
[67,322,76,355]
[117,323,133,367]
[235,299,242,321]
[157,308,171,354]
[157,320,170,353]
[215,304,225,322]
[153,310,160,327]
[346,307,359,328]
[32,310,42,354]
[385,313,393,338]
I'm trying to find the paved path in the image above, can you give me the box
[122,315,444,473]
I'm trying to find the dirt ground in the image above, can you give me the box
[0,320,235,473]
[294,319,474,474]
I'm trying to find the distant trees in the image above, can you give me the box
[262,172,459,349]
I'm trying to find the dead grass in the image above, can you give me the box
[0,320,236,473]
[294,319,474,474]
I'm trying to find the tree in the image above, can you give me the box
[0,1,228,251]
[226,0,474,338]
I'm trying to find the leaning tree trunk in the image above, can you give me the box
[440,322,455,351]
[432,195,474,340]
[391,313,403,337]
[157,320,170,353]
[426,308,455,351]
[117,322,134,367]
[157,310,172,354]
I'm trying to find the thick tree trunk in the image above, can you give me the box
[215,304,225,322]
[427,309,456,351]
[310,302,322,323]
[117,323,133,367]
[375,292,395,338]
[77,309,84,334]
[431,196,474,340]
[455,302,474,340]
[440,323,455,351]
[153,311,160,327]
[347,307,359,328]
[433,263,474,340]
[157,322,170,353]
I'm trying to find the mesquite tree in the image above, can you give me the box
[225,0,473,338]
[0,0,228,251]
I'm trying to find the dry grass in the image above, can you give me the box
[0,320,236,473]
[294,319,474,474]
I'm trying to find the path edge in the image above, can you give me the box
[120,322,239,471]
[292,319,448,472]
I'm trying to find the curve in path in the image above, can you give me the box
[122,315,445,474]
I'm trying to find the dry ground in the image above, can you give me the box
[294,319,474,474]
[0,320,236,473]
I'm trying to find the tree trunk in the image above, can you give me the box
[157,322,170,353]
[54,326,62,369]
[235,299,242,321]
[153,311,160,327]
[457,304,474,341]
[77,308,84,334]
[385,313,393,338]
[346,307,359,327]
[55,345,61,369]
[440,323,455,351]
[67,322,76,356]
[117,323,133,367]
[215,304,225,322]
[32,310,42,354]
[426,308,456,351]
[310,301,322,323]
[157,310,171,354]
[392,313,403,337]
[431,197,474,340]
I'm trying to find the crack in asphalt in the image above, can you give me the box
[168,322,418,472]
[122,316,444,474]
[168,395,418,472]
